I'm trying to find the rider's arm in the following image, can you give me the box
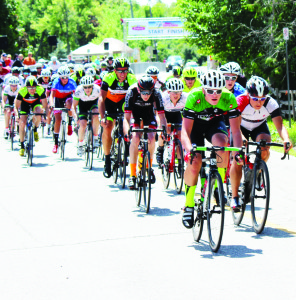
[49,89,56,107]
[181,117,194,153]
[41,97,47,110]
[99,89,107,119]
[229,115,244,163]
[123,112,132,136]
[272,116,293,151]
[2,94,7,108]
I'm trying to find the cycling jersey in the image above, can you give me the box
[3,85,21,106]
[37,77,50,89]
[101,72,137,103]
[162,91,187,112]
[183,87,240,124]
[52,77,77,100]
[73,85,100,102]
[232,82,246,97]
[236,94,281,131]
[182,78,202,93]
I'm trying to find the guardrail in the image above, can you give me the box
[272,88,296,120]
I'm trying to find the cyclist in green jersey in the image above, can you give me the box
[165,65,183,82]
[181,67,202,93]
[181,70,243,229]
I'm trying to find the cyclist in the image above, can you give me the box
[156,78,187,165]
[99,57,137,178]
[70,65,85,86]
[85,67,96,81]
[37,69,51,89]
[100,61,108,73]
[73,75,101,156]
[230,76,293,211]
[181,67,202,93]
[2,76,21,139]
[106,56,114,72]
[146,66,165,90]
[49,66,77,153]
[181,70,243,228]
[3,67,25,88]
[22,67,31,82]
[166,65,183,82]
[35,63,43,77]
[15,76,47,156]
[68,63,75,74]
[48,56,61,74]
[123,75,167,190]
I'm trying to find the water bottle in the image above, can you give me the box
[167,137,173,160]
[138,147,143,170]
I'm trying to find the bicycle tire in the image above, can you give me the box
[207,172,224,252]
[192,200,204,242]
[112,138,119,184]
[135,172,142,206]
[89,126,94,170]
[118,138,126,189]
[174,139,184,194]
[10,115,15,151]
[142,151,152,213]
[161,142,170,189]
[97,126,104,160]
[250,160,270,234]
[60,122,66,160]
[27,128,34,166]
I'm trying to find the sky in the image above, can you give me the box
[136,0,177,7]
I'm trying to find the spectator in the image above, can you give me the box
[23,51,36,66]
[1,53,7,66]
[12,53,24,68]
[0,62,11,81]
[67,54,75,64]
[5,54,13,67]
[47,56,61,73]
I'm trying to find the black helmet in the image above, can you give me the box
[138,75,155,91]
[108,56,113,61]
[25,76,38,87]
[23,67,31,74]
[113,57,130,69]
[246,76,269,97]
[172,66,182,77]
[11,66,20,74]
[30,68,38,76]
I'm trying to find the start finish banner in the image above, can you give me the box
[125,18,189,40]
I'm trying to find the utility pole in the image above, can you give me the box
[283,27,291,128]
[129,0,134,18]
[148,0,158,62]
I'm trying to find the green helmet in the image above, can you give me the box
[183,67,197,78]
[113,57,130,69]
[25,76,38,87]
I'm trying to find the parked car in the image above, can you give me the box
[184,61,199,69]
[166,55,183,72]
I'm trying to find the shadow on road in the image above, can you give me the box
[133,206,180,217]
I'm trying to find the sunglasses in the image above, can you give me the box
[61,76,68,80]
[23,72,30,75]
[83,85,93,89]
[250,96,266,101]
[224,75,237,81]
[140,90,152,95]
[10,85,18,88]
[205,89,223,95]
[116,69,128,74]
[27,86,36,89]
[184,77,195,81]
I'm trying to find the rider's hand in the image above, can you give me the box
[100,118,108,128]
[234,151,244,166]
[124,134,130,143]
[284,141,292,153]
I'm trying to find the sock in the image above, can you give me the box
[54,133,59,145]
[215,168,226,189]
[185,184,196,207]
[130,163,137,177]
[33,126,37,132]
[78,140,83,146]
[105,154,111,164]
[20,142,25,149]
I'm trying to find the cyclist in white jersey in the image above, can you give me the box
[156,78,187,165]
[73,75,101,156]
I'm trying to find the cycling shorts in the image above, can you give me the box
[241,121,270,141]
[19,100,42,115]
[165,111,182,124]
[105,98,125,121]
[54,97,72,112]
[78,100,99,120]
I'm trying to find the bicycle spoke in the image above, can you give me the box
[174,139,184,194]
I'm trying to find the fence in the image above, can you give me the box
[272,88,296,121]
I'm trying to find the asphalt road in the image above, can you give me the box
[0,111,295,299]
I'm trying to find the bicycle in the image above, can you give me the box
[131,126,165,213]
[107,110,129,189]
[84,110,100,170]
[6,105,16,150]
[191,145,241,252]
[226,140,289,234]
[96,125,104,161]
[161,123,184,194]
[59,108,70,161]
[24,111,45,166]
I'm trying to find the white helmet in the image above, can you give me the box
[85,67,96,77]
[51,73,59,82]
[80,75,94,86]
[41,69,51,77]
[57,66,70,78]
[51,56,57,62]
[246,76,269,97]
[219,62,241,75]
[8,76,20,85]
[201,70,225,89]
[146,66,160,76]
[166,78,184,92]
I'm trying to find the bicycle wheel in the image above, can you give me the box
[85,128,90,168]
[207,172,225,252]
[118,138,126,189]
[250,160,270,234]
[10,115,15,151]
[161,142,170,189]
[27,128,34,166]
[97,126,104,160]
[112,139,118,184]
[192,199,204,242]
[60,122,66,160]
[174,139,184,194]
[142,151,152,213]
[135,172,142,206]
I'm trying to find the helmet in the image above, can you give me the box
[41,69,51,77]
[146,66,159,76]
[246,76,269,97]
[75,67,85,78]
[113,57,130,69]
[51,56,57,61]
[84,63,92,70]
[100,61,108,68]
[68,63,75,70]
[30,68,38,76]
[100,71,108,80]
[108,56,113,61]
[183,67,197,78]
[8,76,20,85]
[80,75,94,86]
[138,75,155,91]
[51,73,59,82]
[35,63,42,69]
[219,62,241,75]
[85,67,96,77]
[57,66,70,78]
[11,66,20,74]
[166,78,184,92]
[201,70,226,89]
[23,67,30,74]
[196,68,204,79]
[25,76,38,87]
[172,66,182,77]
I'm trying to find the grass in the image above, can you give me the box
[267,117,296,157]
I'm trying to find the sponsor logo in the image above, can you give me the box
[132,26,145,31]
[230,104,233,108]
[196,99,201,104]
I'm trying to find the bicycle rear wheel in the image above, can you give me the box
[60,122,66,160]
[142,151,152,213]
[174,139,184,194]
[192,200,204,242]
[251,160,270,234]
[10,115,15,151]
[135,173,142,206]
[118,138,127,189]
[27,128,34,166]
[207,172,224,252]
[97,126,104,160]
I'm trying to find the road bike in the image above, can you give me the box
[161,123,184,194]
[84,110,100,170]
[131,126,165,213]
[59,108,70,161]
[226,140,289,234]
[6,105,16,150]
[192,145,241,252]
[96,125,104,161]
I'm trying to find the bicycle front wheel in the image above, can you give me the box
[207,172,225,252]
[192,200,204,242]
[118,138,126,189]
[60,122,66,160]
[251,160,270,234]
[10,115,15,151]
[142,151,151,213]
[135,173,142,207]
[27,128,34,166]
[97,129,104,161]
[174,139,184,194]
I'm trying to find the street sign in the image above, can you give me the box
[283,27,289,40]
